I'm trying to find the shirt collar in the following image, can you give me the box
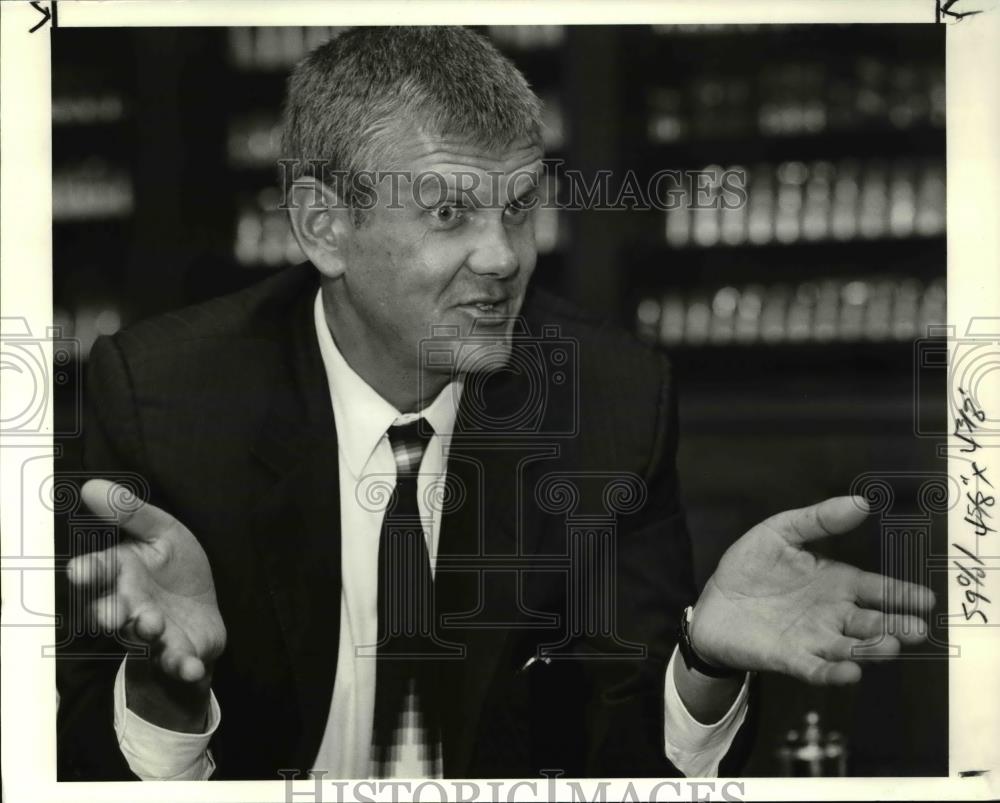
[312,289,463,477]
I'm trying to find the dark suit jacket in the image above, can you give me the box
[56,263,755,780]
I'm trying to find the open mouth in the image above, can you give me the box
[462,299,510,314]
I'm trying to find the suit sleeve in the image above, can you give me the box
[56,334,146,781]
[578,353,758,776]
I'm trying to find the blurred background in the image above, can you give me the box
[52,24,949,776]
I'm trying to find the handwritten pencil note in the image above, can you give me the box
[954,387,993,624]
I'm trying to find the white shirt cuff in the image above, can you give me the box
[113,657,220,780]
[663,646,750,777]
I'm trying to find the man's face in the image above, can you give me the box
[331,130,542,395]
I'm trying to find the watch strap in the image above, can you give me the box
[678,605,742,679]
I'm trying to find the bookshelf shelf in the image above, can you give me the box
[641,127,945,168]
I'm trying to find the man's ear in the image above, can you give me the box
[286,177,354,280]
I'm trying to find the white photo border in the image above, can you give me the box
[2,1,998,801]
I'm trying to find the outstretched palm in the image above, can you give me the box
[690,496,935,685]
[69,479,226,686]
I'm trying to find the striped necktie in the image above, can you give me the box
[370,420,442,776]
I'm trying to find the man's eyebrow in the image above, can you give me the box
[509,176,541,202]
[404,175,475,209]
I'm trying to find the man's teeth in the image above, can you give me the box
[476,302,495,311]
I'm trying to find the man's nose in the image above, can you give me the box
[465,219,518,278]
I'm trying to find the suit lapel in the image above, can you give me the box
[436,327,564,776]
[435,388,516,776]
[248,281,343,767]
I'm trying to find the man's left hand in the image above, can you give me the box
[688,495,936,685]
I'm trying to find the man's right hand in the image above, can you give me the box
[68,479,227,732]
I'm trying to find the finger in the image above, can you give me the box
[131,605,166,644]
[789,650,862,686]
[853,571,936,613]
[81,479,176,544]
[158,648,206,684]
[848,635,902,661]
[90,592,131,632]
[768,495,870,546]
[120,609,172,657]
[819,633,902,662]
[67,547,121,591]
[179,655,207,683]
[158,645,189,679]
[153,622,207,684]
[844,607,929,645]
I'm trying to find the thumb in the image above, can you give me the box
[767,495,870,546]
[81,479,176,544]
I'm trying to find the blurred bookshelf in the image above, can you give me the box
[53,161,133,222]
[636,276,946,347]
[659,159,945,249]
[51,29,133,362]
[227,26,348,71]
[610,23,946,401]
[52,93,126,126]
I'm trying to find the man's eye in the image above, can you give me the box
[430,204,464,228]
[504,197,536,224]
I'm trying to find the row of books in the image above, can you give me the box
[52,304,122,360]
[227,99,565,167]
[233,186,561,268]
[664,159,945,248]
[228,27,346,71]
[53,161,133,221]
[52,94,126,126]
[540,95,566,151]
[651,24,797,36]
[648,59,944,143]
[233,189,304,268]
[227,26,565,73]
[636,276,946,346]
[487,25,565,49]
[227,112,283,168]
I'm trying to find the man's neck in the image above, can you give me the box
[321,301,449,414]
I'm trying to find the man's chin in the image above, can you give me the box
[421,313,519,378]
[452,338,514,375]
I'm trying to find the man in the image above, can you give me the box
[57,27,935,781]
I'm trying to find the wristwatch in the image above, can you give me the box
[678,605,742,679]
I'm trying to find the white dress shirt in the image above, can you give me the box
[114,288,749,779]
